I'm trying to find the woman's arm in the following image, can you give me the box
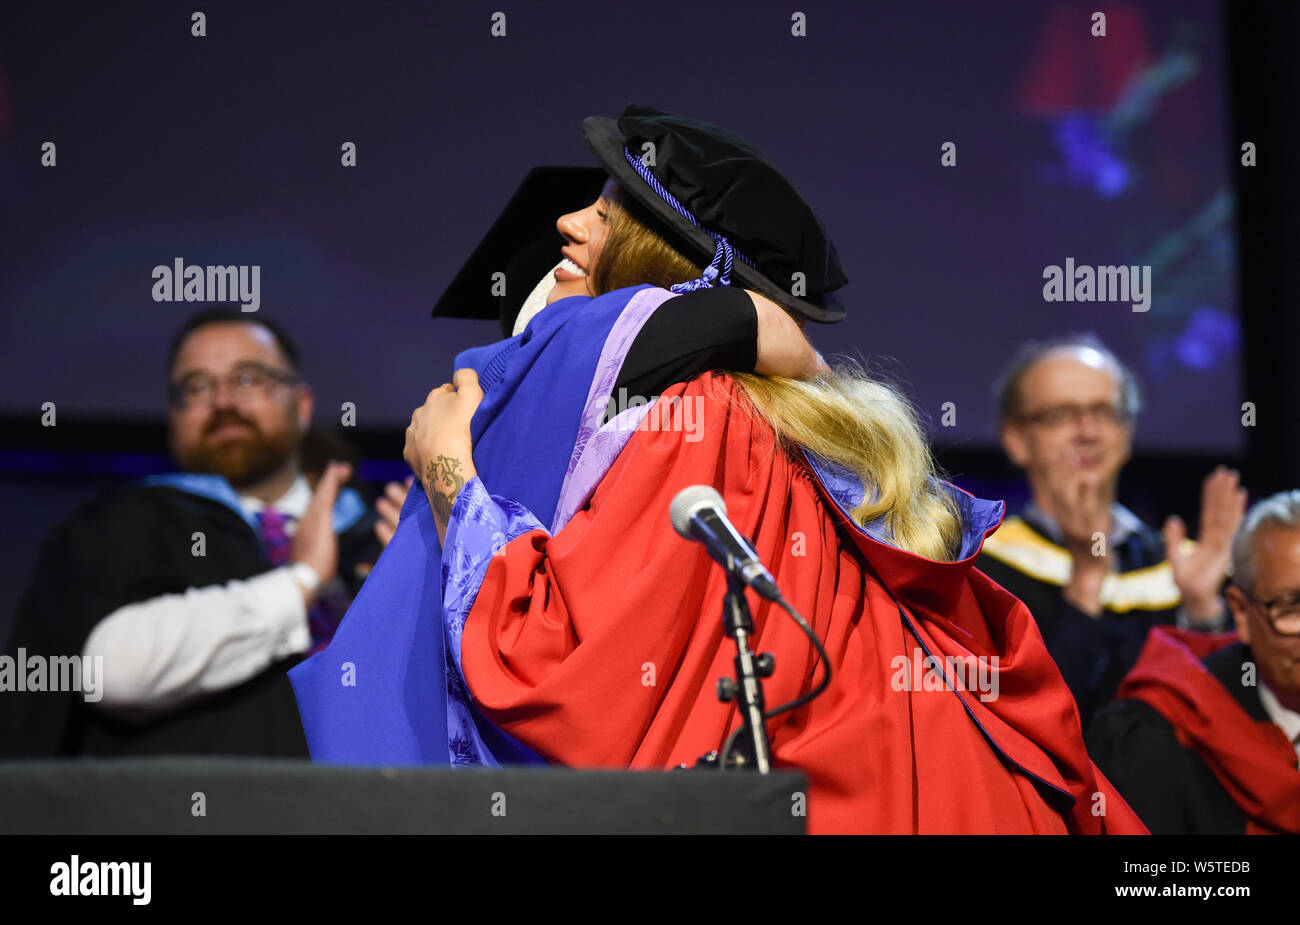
[611,288,825,416]
[404,369,481,545]
[749,290,830,378]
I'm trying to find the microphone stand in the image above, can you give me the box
[691,571,775,773]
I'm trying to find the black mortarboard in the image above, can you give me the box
[581,104,847,322]
[431,166,606,338]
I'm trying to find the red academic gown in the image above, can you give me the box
[457,373,1147,834]
[1112,627,1300,834]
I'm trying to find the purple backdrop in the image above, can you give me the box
[0,0,1239,451]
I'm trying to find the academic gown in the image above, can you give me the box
[978,515,1180,726]
[441,371,1148,834]
[0,475,375,758]
[292,282,1141,832]
[290,284,703,764]
[1086,628,1300,834]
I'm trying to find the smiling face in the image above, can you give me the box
[547,177,620,305]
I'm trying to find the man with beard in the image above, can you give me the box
[0,310,382,758]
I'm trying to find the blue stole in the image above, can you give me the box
[138,472,368,534]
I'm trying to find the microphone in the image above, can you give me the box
[670,485,782,602]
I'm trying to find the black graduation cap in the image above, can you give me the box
[430,166,607,339]
[582,104,847,323]
[431,105,849,332]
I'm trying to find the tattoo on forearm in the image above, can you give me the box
[425,455,465,520]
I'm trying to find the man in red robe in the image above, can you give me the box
[1088,490,1300,834]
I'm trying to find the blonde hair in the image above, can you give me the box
[595,186,962,561]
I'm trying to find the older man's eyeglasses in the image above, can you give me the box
[169,363,301,410]
[1018,402,1128,428]
[1238,587,1300,637]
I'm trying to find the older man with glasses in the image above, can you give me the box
[1,309,384,758]
[1086,490,1300,834]
[977,335,1246,725]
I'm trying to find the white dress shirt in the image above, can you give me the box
[82,475,316,718]
[1257,679,1300,764]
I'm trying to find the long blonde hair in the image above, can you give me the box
[594,187,962,561]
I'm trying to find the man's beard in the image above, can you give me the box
[178,411,299,489]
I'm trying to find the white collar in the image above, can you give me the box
[239,474,312,520]
[1023,500,1143,547]
[512,262,564,336]
[1257,678,1300,760]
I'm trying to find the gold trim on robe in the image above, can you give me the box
[981,516,1189,613]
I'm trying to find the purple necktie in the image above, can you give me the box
[254,509,342,654]
[255,509,293,566]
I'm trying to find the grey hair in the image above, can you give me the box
[993,333,1141,425]
[1231,490,1300,592]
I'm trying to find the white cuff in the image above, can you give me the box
[267,567,313,658]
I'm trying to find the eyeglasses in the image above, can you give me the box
[1237,587,1300,637]
[169,363,301,410]
[1018,402,1128,428]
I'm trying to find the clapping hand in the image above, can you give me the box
[1163,466,1247,624]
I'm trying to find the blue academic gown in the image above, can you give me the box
[289,284,673,766]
